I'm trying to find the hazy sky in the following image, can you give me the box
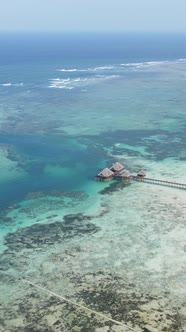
[1,0,186,32]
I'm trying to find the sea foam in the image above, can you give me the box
[58,65,115,73]
[0,82,24,87]
[0,83,12,86]
[48,75,119,89]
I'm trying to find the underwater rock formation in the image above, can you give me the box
[0,271,184,332]
[76,273,185,332]
[4,213,101,251]
[24,190,88,201]
[99,181,130,195]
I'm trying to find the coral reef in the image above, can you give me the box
[0,272,185,332]
[4,213,101,251]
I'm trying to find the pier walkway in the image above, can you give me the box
[96,162,186,191]
[131,176,186,190]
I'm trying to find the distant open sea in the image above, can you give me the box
[0,33,186,332]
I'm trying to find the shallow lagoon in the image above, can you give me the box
[0,35,186,331]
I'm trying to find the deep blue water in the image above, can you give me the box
[1,32,186,65]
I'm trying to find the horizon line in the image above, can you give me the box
[0,30,186,34]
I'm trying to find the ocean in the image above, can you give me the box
[0,32,186,332]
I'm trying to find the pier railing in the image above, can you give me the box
[131,176,186,190]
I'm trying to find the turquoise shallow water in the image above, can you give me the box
[0,33,186,331]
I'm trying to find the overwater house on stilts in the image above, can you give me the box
[120,170,131,180]
[96,161,147,182]
[110,162,125,174]
[96,168,115,181]
[136,169,146,178]
[96,162,126,182]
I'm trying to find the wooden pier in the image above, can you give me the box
[131,176,186,190]
[96,161,186,191]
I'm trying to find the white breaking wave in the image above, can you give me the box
[49,78,74,89]
[95,74,120,80]
[0,83,12,86]
[0,82,24,87]
[58,68,89,72]
[48,75,119,89]
[58,65,115,73]
[60,69,78,72]
[177,58,186,62]
[120,61,166,69]
[59,60,184,74]
[93,66,114,71]
[120,58,186,70]
[52,58,186,89]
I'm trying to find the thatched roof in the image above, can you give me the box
[122,170,131,178]
[137,169,146,176]
[98,168,114,178]
[110,162,124,172]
